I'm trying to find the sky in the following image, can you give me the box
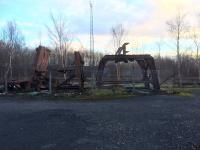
[0,0,200,56]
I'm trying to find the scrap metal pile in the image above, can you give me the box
[6,46,50,91]
[57,51,84,91]
[6,46,85,92]
[4,42,160,93]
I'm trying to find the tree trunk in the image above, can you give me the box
[116,63,120,81]
[9,55,12,80]
[196,46,200,82]
[177,36,182,87]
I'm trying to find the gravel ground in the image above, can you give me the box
[0,95,200,150]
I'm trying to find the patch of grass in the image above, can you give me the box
[82,87,134,100]
[0,88,135,101]
[161,85,200,97]
[16,88,134,101]
[177,92,192,97]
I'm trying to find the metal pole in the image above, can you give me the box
[131,62,135,91]
[49,72,52,94]
[48,51,52,95]
[90,1,96,89]
[5,76,8,94]
[158,43,161,83]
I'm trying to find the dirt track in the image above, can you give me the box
[0,95,200,150]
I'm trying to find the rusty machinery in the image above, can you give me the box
[5,43,160,92]
[57,51,84,91]
[31,46,51,90]
[6,46,85,92]
[96,43,160,90]
[6,46,51,91]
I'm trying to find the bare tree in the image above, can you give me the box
[46,13,71,73]
[111,24,126,50]
[192,30,200,80]
[2,21,24,80]
[156,40,163,81]
[111,24,126,81]
[166,12,189,87]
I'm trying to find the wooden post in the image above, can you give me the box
[49,72,52,94]
[131,62,135,91]
[5,76,8,94]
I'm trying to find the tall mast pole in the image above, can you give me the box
[90,1,95,89]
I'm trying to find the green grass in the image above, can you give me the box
[161,85,200,97]
[4,88,135,101]
[3,84,200,101]
[78,87,134,100]
[177,92,192,97]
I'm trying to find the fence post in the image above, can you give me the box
[49,72,52,94]
[5,75,8,94]
[131,62,135,92]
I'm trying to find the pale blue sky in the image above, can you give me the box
[0,0,199,56]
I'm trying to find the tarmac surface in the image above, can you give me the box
[0,95,200,150]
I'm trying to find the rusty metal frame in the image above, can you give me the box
[74,51,84,90]
[31,46,51,90]
[96,54,160,90]
[57,51,85,91]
